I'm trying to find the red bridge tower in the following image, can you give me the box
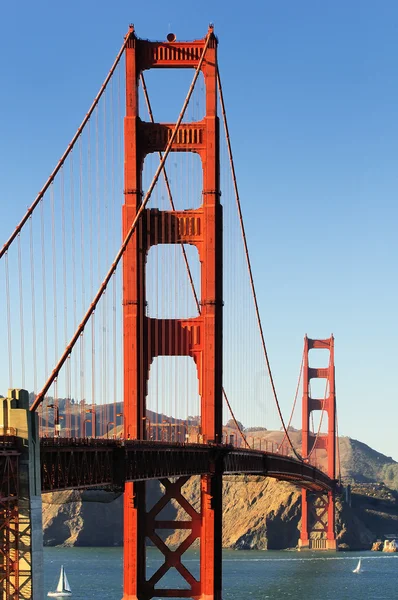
[122,27,222,599]
[300,335,337,550]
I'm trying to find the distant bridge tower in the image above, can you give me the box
[300,335,337,550]
[122,27,222,599]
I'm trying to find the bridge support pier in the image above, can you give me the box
[122,26,223,599]
[123,474,222,600]
[299,489,336,550]
[0,389,43,599]
[300,336,337,551]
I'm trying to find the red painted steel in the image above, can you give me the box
[300,335,337,550]
[122,27,222,599]
[39,438,335,493]
[0,449,20,598]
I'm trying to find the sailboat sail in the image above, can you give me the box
[56,567,64,592]
[48,565,72,596]
[63,571,72,592]
[353,558,361,573]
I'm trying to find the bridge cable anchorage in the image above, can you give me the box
[217,67,303,461]
[0,25,135,260]
[30,29,213,413]
[140,72,250,449]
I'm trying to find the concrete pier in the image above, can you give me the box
[0,389,43,600]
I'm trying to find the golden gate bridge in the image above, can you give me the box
[0,25,338,599]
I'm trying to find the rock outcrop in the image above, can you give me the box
[43,490,123,546]
[383,539,397,552]
[371,541,383,551]
[42,479,398,550]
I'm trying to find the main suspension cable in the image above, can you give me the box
[277,348,304,452]
[140,71,250,449]
[30,29,213,413]
[217,67,302,460]
[1,26,135,260]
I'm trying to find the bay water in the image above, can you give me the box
[44,547,398,599]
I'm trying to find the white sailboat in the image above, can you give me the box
[352,558,362,574]
[48,565,72,597]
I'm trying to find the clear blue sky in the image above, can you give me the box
[1,1,397,459]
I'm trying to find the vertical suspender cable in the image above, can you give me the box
[61,168,68,360]
[79,138,85,315]
[80,333,85,434]
[31,31,212,412]
[103,91,109,283]
[5,253,13,386]
[88,120,94,303]
[96,107,101,287]
[70,153,78,418]
[140,70,248,446]
[1,28,134,260]
[61,167,69,431]
[51,184,58,368]
[79,137,86,431]
[335,406,341,483]
[41,200,48,383]
[103,291,108,437]
[91,315,96,435]
[161,167,166,424]
[17,235,25,387]
[53,378,58,437]
[140,74,200,311]
[70,153,77,329]
[113,273,117,429]
[110,73,117,428]
[103,87,109,435]
[95,105,103,430]
[30,217,38,394]
[65,357,71,436]
[217,68,301,459]
[277,349,304,451]
[305,354,332,461]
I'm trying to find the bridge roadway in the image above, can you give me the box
[39,438,334,493]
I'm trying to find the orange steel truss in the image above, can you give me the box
[300,336,337,550]
[0,447,20,599]
[122,27,222,599]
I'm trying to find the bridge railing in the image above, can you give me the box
[39,431,324,476]
[39,437,335,493]
[0,427,18,448]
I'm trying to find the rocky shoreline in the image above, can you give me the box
[42,478,398,551]
[371,540,398,552]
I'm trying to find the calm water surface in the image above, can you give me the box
[44,547,398,599]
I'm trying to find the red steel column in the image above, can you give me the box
[299,335,337,551]
[122,28,222,599]
[199,33,223,600]
[122,29,146,600]
[327,337,336,546]
[300,336,310,548]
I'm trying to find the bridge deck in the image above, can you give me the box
[38,439,334,493]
